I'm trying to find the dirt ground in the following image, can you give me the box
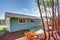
[0,30,60,40]
[0,30,28,40]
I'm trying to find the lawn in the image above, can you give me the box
[0,28,6,32]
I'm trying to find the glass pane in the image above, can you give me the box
[22,19,25,23]
[19,19,22,23]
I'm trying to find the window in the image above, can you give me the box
[18,18,25,24]
[31,19,35,22]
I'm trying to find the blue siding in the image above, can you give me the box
[10,18,42,32]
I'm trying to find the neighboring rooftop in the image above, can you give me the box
[5,12,40,20]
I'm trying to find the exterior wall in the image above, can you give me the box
[10,18,42,32]
[6,17,10,31]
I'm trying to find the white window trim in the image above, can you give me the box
[18,18,26,24]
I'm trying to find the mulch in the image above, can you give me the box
[0,30,27,40]
[0,30,60,40]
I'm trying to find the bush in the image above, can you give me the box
[24,32,35,40]
[0,28,6,32]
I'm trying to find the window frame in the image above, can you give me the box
[31,19,35,22]
[18,18,26,24]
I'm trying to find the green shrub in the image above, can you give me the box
[0,28,6,32]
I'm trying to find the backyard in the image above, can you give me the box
[0,0,60,40]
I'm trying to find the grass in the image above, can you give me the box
[0,28,6,32]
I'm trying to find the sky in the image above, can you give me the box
[0,0,40,19]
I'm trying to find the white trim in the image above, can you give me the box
[9,17,10,32]
[6,17,10,32]
[18,18,26,24]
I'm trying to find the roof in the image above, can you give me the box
[5,12,40,20]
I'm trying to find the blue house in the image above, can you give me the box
[5,12,42,32]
